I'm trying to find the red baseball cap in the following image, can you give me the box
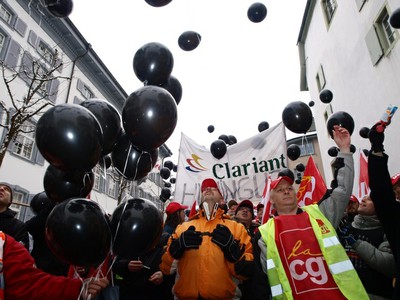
[166,202,188,215]
[391,173,400,186]
[235,200,255,217]
[201,178,222,196]
[256,202,264,211]
[349,195,358,203]
[270,176,294,190]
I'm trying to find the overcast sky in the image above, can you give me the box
[69,0,310,164]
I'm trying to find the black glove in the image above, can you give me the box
[211,224,245,263]
[169,226,203,259]
[368,122,385,153]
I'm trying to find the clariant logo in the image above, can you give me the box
[212,154,287,179]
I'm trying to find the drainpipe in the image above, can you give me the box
[64,43,91,103]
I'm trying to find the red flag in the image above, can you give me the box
[260,176,272,224]
[297,156,327,206]
[358,150,370,200]
[188,199,197,218]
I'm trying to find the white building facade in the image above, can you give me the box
[0,0,171,221]
[298,0,400,184]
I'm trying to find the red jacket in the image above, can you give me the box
[3,234,82,300]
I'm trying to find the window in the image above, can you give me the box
[77,79,95,99]
[12,127,35,160]
[107,178,117,198]
[322,0,337,24]
[366,6,399,65]
[82,85,94,99]
[37,41,54,64]
[92,165,102,191]
[316,65,326,91]
[0,4,12,24]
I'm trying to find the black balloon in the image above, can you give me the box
[309,101,315,107]
[133,42,174,85]
[164,182,171,188]
[328,146,339,157]
[287,144,301,161]
[228,135,237,145]
[163,160,174,170]
[159,75,182,105]
[350,144,356,153]
[258,121,270,132]
[247,2,267,23]
[159,167,171,180]
[319,89,333,103]
[207,125,215,133]
[36,104,103,172]
[144,0,172,7]
[160,187,171,201]
[278,168,295,182]
[218,134,230,144]
[362,149,369,157]
[295,178,302,184]
[80,99,122,156]
[282,101,313,134]
[44,165,94,203]
[30,192,53,215]
[170,177,176,184]
[111,198,163,259]
[111,134,158,181]
[172,164,178,172]
[44,0,73,18]
[122,86,178,150]
[296,163,305,172]
[45,198,111,267]
[390,7,400,29]
[211,140,227,159]
[178,31,202,51]
[359,127,370,139]
[326,111,355,138]
[99,155,112,169]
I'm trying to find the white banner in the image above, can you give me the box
[174,122,288,207]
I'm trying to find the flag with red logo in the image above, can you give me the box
[297,156,327,207]
[358,150,370,200]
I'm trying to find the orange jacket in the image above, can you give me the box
[160,207,253,300]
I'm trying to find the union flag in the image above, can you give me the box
[297,156,327,206]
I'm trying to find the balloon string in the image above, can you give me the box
[122,143,133,179]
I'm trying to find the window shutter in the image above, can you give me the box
[48,78,59,103]
[27,30,38,47]
[4,39,21,69]
[13,17,27,37]
[365,26,384,66]
[35,147,45,165]
[76,78,85,93]
[19,52,34,83]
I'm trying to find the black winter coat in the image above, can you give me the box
[0,208,29,249]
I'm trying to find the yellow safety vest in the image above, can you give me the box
[259,205,368,300]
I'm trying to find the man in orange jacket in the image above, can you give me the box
[160,178,253,300]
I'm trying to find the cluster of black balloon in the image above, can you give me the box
[247,2,267,23]
[328,144,356,157]
[159,160,177,202]
[210,134,238,160]
[44,0,73,18]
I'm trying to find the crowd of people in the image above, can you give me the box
[1,124,400,299]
